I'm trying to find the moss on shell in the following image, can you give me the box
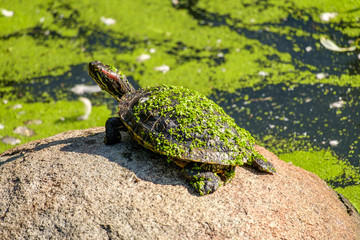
[132,85,260,165]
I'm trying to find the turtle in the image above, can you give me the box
[88,61,276,195]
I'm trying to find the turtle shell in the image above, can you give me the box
[118,85,262,166]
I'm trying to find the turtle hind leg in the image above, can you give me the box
[250,153,276,173]
[104,117,126,145]
[182,163,222,195]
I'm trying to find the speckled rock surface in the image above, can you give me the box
[0,127,359,240]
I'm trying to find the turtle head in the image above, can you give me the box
[88,61,136,101]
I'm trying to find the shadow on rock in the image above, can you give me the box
[1,128,190,191]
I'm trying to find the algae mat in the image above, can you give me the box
[0,0,359,210]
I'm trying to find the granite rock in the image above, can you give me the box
[0,127,359,239]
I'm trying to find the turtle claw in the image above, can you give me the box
[104,117,125,145]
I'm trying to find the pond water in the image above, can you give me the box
[213,84,360,169]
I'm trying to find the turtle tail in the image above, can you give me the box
[249,152,276,173]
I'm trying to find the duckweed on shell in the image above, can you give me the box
[122,85,265,165]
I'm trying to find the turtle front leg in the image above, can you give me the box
[104,117,126,145]
[182,163,222,195]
